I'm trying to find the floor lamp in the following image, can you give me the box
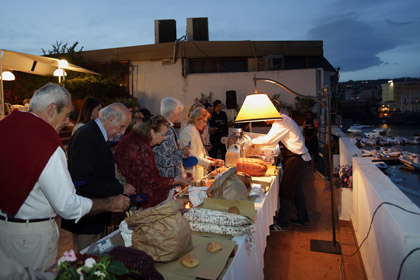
[237,77,341,255]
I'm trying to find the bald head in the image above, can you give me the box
[99,103,132,139]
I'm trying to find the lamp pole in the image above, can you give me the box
[254,77,341,254]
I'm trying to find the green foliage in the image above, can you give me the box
[194,91,213,105]
[64,75,127,101]
[64,75,137,121]
[42,41,85,67]
[270,93,292,113]
[293,97,316,114]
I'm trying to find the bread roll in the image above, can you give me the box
[181,254,200,268]
[207,242,223,253]
[227,206,240,215]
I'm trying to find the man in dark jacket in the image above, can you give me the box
[61,103,135,251]
[209,100,228,160]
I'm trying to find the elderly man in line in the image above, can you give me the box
[153,97,190,179]
[61,103,135,252]
[0,83,130,279]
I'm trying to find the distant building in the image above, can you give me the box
[81,17,337,122]
[379,102,399,118]
[401,92,420,112]
[360,88,381,100]
[381,80,420,113]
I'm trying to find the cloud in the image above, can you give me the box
[306,16,398,72]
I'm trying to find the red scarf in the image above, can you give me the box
[0,111,62,216]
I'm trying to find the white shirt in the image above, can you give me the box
[0,147,92,222]
[179,124,212,180]
[95,118,108,141]
[251,114,311,161]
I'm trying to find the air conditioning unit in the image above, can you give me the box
[154,19,177,44]
[186,17,209,41]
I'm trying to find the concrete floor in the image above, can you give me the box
[57,166,366,279]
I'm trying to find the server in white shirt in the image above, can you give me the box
[0,83,129,278]
[251,114,311,231]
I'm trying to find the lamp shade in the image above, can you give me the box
[1,71,15,81]
[235,93,282,123]
[53,69,67,77]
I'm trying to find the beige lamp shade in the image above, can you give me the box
[235,93,282,123]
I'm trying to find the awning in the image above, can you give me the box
[0,49,99,117]
[0,49,98,76]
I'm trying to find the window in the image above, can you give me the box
[284,57,306,69]
[188,58,247,74]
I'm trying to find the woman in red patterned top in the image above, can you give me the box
[114,115,190,208]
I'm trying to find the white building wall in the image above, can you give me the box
[352,157,420,280]
[130,59,322,122]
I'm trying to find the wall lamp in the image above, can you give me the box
[54,59,68,83]
[237,76,341,255]
[1,71,15,81]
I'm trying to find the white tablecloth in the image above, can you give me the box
[222,171,280,280]
[81,170,281,280]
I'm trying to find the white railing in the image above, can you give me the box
[338,135,420,279]
[352,157,420,280]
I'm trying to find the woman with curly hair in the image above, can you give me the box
[114,115,191,208]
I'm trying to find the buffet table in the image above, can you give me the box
[222,168,280,280]
[81,167,281,280]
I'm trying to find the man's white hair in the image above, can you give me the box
[29,83,71,113]
[99,103,127,125]
[160,97,184,118]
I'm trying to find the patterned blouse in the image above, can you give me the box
[114,131,175,209]
[152,124,184,178]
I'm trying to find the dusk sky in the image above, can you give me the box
[1,0,419,82]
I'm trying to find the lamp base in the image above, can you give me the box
[310,239,342,255]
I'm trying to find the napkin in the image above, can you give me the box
[187,186,208,207]
[119,220,133,247]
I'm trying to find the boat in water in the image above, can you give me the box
[374,161,388,170]
[407,136,420,145]
[379,147,401,158]
[364,128,387,138]
[347,124,373,133]
[399,152,420,170]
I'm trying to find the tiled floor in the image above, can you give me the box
[57,166,366,279]
[264,166,366,279]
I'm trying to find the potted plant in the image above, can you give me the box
[324,165,353,222]
[56,249,140,279]
[324,165,352,191]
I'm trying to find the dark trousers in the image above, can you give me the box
[209,140,226,160]
[305,137,318,164]
[277,151,309,227]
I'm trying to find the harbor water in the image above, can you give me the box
[362,123,420,207]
